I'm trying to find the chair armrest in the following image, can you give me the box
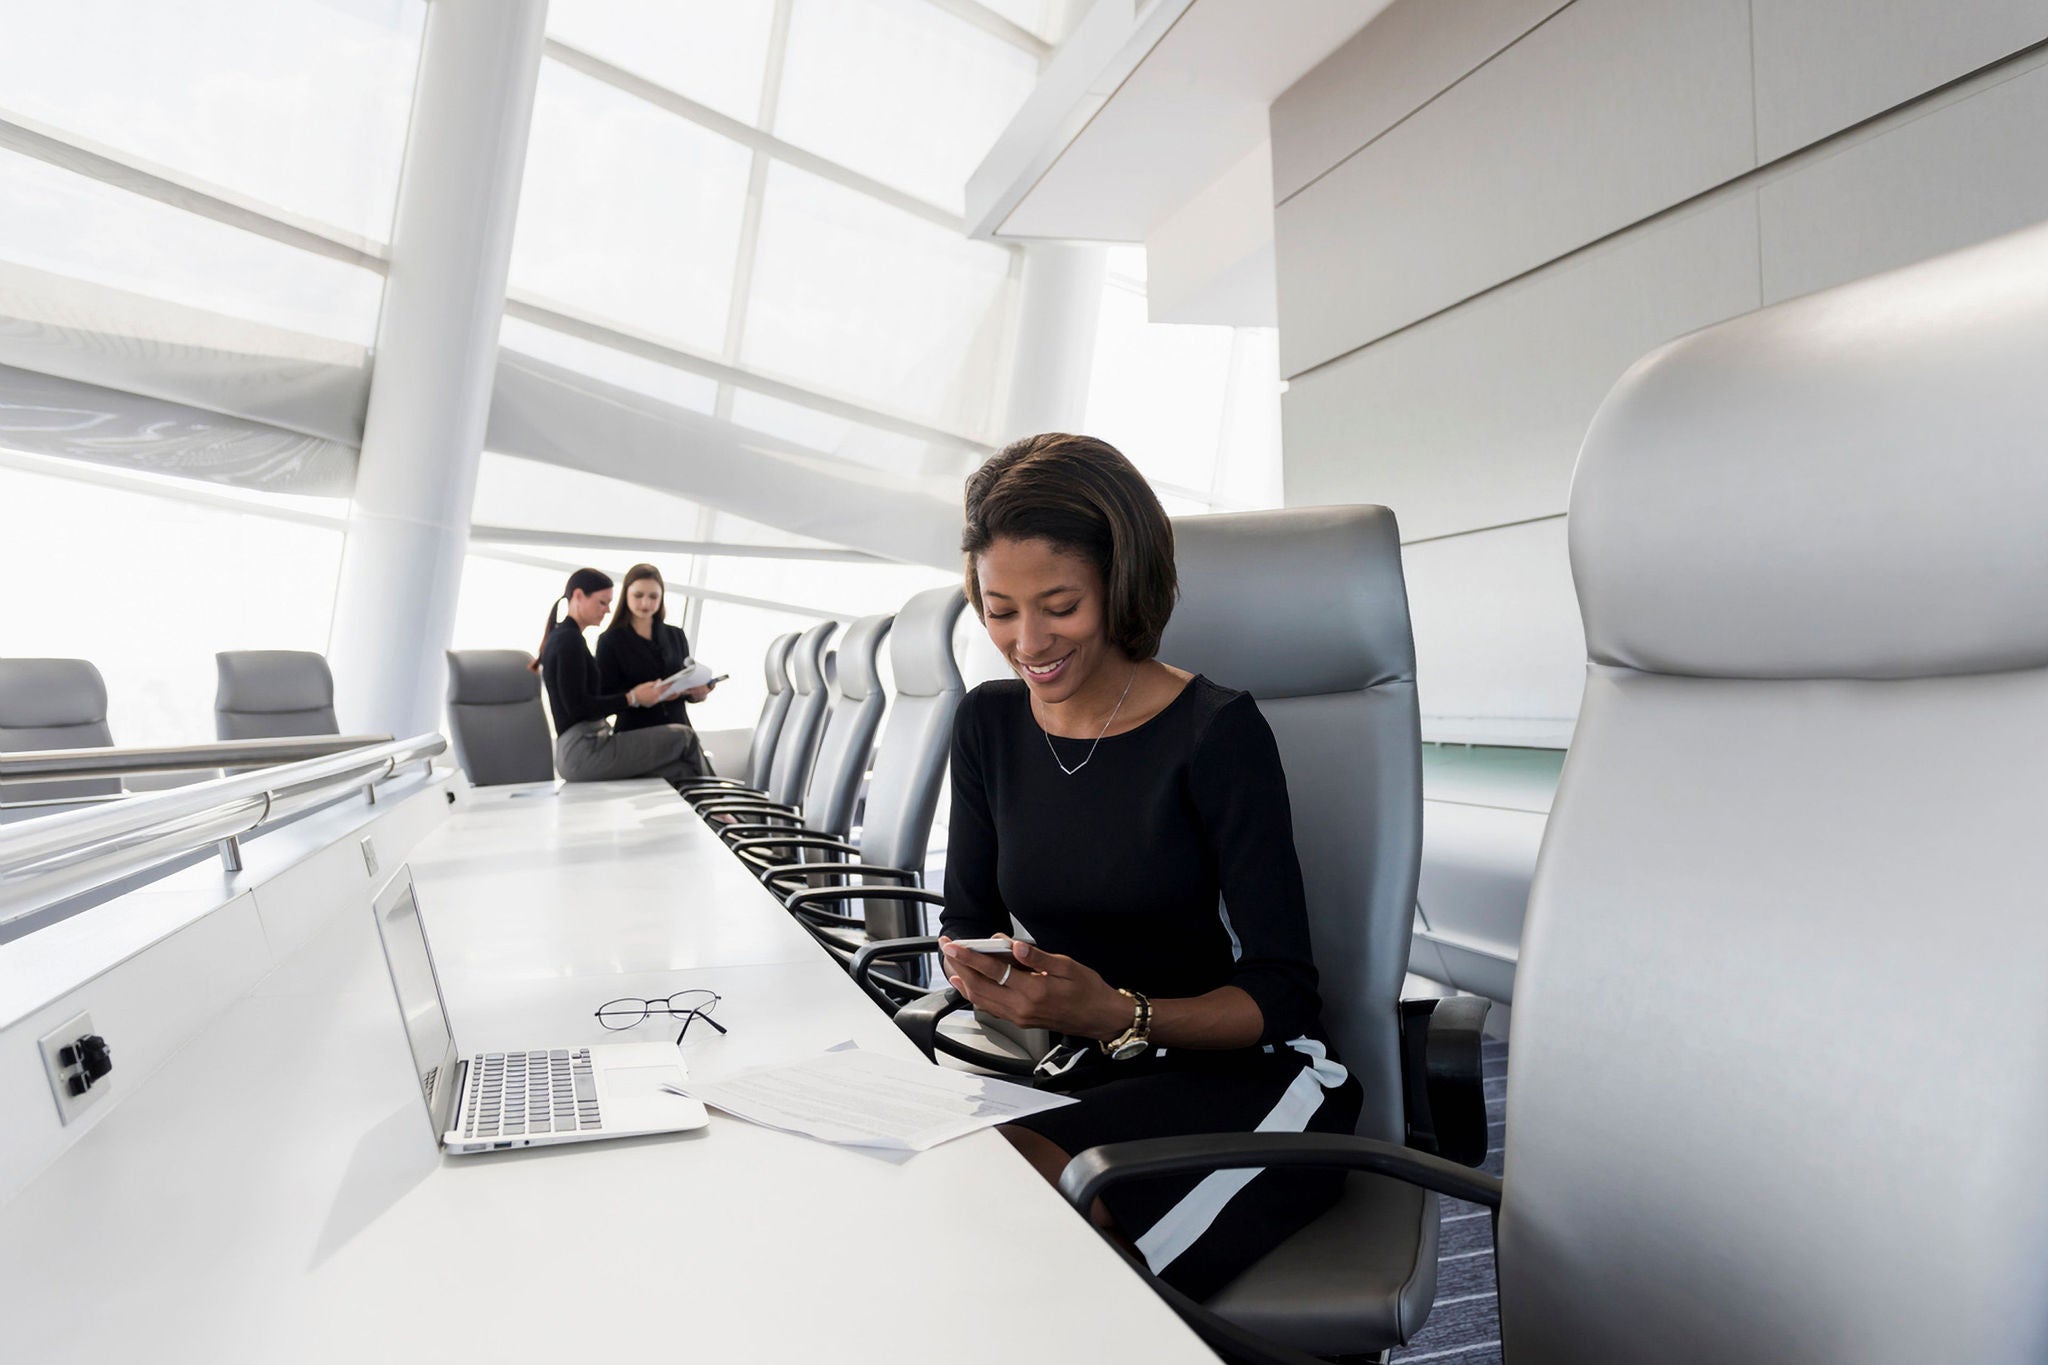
[727,831,858,858]
[783,884,947,916]
[684,782,763,804]
[1059,1131,1504,1215]
[763,861,918,885]
[718,823,831,845]
[1400,995,1493,1167]
[849,935,943,1009]
[675,776,750,791]
[698,797,800,819]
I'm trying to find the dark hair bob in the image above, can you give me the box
[961,432,1177,662]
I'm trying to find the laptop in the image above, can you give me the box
[369,865,709,1155]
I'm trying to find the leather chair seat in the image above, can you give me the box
[1206,1173,1439,1357]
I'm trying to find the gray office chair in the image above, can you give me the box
[444,650,553,787]
[741,587,968,953]
[0,657,120,807]
[698,613,891,842]
[686,619,834,814]
[744,633,799,790]
[214,650,340,740]
[1062,223,2048,1364]
[672,631,799,802]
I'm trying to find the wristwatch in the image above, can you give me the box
[1100,988,1152,1061]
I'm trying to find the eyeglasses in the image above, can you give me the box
[594,989,728,1046]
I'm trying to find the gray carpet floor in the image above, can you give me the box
[1387,1036,1507,1365]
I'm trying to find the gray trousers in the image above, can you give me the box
[554,718,708,785]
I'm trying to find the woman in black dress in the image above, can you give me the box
[937,433,1363,1302]
[596,563,716,740]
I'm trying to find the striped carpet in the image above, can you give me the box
[1388,1036,1508,1365]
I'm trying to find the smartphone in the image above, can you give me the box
[950,937,1017,954]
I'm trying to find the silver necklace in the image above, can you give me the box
[1037,664,1138,776]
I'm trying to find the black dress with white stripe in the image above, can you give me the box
[941,676,1364,1301]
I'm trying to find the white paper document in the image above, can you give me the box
[656,658,716,701]
[674,1048,1075,1151]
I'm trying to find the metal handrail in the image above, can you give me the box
[0,734,396,784]
[0,732,446,927]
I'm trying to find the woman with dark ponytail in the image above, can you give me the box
[535,568,708,786]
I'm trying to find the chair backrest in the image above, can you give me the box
[1158,507,1420,1144]
[855,586,968,935]
[795,614,892,838]
[763,620,835,807]
[0,658,120,805]
[1498,223,2048,1364]
[214,650,339,740]
[444,650,553,786]
[744,633,799,790]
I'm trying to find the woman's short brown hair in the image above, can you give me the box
[961,433,1178,661]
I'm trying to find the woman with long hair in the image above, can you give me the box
[596,563,715,739]
[534,567,707,785]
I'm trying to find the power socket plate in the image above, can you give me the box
[38,1010,107,1126]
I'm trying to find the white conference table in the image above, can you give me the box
[0,781,1217,1364]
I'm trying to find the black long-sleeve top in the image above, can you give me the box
[596,621,695,732]
[940,675,1324,1046]
[540,619,627,733]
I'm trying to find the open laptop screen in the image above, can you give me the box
[370,867,462,1138]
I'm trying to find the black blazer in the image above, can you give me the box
[596,621,696,732]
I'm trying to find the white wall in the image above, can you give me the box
[1272,0,2048,741]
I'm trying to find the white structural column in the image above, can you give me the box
[328,0,549,736]
[1001,243,1108,440]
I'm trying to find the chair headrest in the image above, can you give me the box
[891,586,967,698]
[789,621,835,694]
[445,650,540,705]
[832,615,892,701]
[215,650,335,714]
[763,633,797,695]
[1161,507,1414,697]
[0,658,108,729]
[1572,220,2048,681]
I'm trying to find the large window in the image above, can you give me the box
[1083,248,1284,513]
[0,0,425,241]
[509,60,755,354]
[776,0,1039,215]
[0,451,345,748]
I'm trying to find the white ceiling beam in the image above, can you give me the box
[468,525,886,564]
[920,0,1053,61]
[503,292,992,455]
[0,113,387,272]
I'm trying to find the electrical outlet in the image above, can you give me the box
[39,1011,112,1125]
[360,835,380,878]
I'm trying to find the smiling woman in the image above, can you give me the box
[939,433,1365,1302]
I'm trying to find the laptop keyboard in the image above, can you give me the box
[462,1048,602,1139]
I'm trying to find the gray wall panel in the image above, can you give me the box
[1268,0,1569,204]
[1275,0,1755,377]
[1759,57,2048,303]
[1403,517,1584,738]
[1752,0,2048,162]
[1284,195,1759,540]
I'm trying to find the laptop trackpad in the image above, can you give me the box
[607,1065,683,1101]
